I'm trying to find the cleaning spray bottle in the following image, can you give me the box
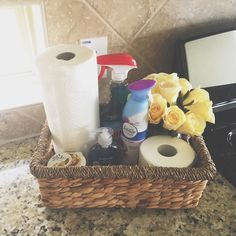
[97,54,137,133]
[87,127,121,165]
[121,79,156,165]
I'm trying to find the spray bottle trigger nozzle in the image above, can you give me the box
[97,53,137,81]
[98,65,109,80]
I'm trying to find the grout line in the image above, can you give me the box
[81,0,156,72]
[133,0,169,41]
[0,102,43,113]
[16,109,45,125]
[79,0,120,37]
[8,103,45,125]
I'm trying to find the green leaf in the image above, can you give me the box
[182,90,190,101]
[184,100,194,107]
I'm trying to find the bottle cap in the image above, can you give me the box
[97,127,113,148]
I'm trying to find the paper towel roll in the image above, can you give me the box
[36,44,99,153]
[139,136,196,168]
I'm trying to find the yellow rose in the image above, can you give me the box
[148,94,167,124]
[163,105,186,131]
[155,73,179,84]
[177,112,206,136]
[179,78,192,96]
[183,88,210,105]
[145,73,178,83]
[185,100,215,123]
[144,73,179,94]
[159,80,181,104]
[144,73,161,94]
[144,73,162,81]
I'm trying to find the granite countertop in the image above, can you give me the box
[0,138,236,236]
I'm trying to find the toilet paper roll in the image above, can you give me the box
[36,44,99,153]
[139,136,196,168]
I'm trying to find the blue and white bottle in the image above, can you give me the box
[121,79,156,164]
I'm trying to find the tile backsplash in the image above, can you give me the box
[0,104,46,145]
[44,0,236,78]
[1,0,236,144]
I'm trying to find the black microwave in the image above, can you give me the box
[175,28,236,113]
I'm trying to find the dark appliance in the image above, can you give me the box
[175,28,236,186]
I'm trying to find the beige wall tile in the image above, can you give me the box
[16,103,46,124]
[174,0,236,26]
[0,110,42,143]
[43,0,162,76]
[86,0,167,41]
[42,0,236,75]
[132,0,236,73]
[43,0,128,54]
[132,1,192,73]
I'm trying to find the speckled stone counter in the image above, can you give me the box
[0,137,38,165]
[0,138,236,236]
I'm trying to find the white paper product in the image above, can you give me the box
[36,44,99,153]
[139,136,196,168]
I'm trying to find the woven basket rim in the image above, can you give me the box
[30,122,216,181]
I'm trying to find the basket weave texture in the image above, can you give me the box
[30,122,216,209]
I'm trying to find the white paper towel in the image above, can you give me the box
[139,136,196,168]
[36,44,99,153]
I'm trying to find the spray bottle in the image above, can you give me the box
[121,79,156,165]
[97,54,137,132]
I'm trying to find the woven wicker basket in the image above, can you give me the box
[30,122,216,209]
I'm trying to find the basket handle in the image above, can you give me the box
[30,121,52,172]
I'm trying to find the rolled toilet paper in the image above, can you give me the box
[139,136,196,168]
[36,44,99,153]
